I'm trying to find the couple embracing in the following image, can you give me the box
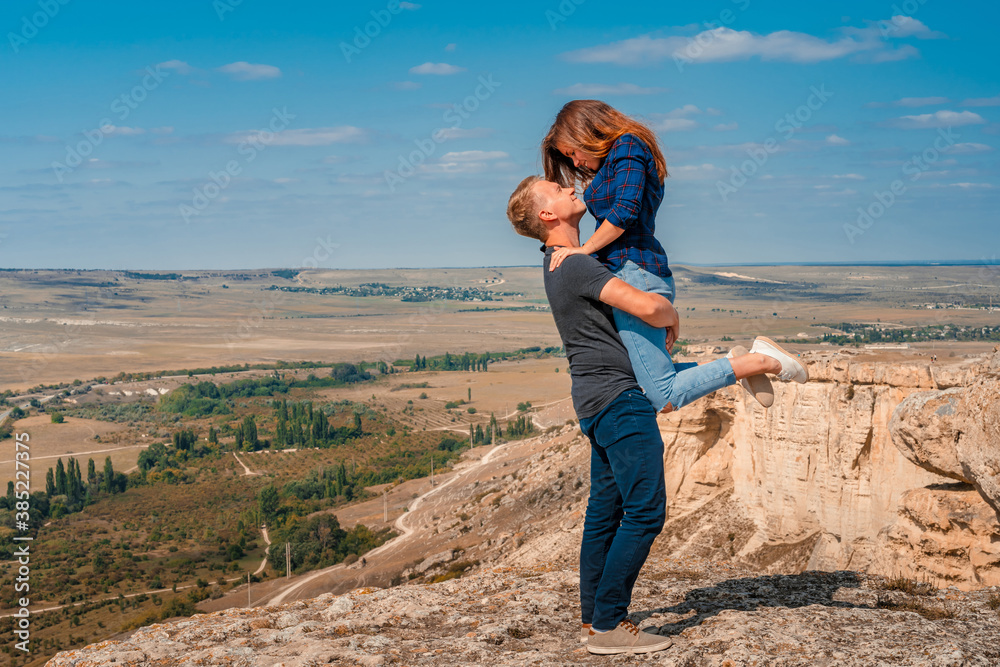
[506,100,810,655]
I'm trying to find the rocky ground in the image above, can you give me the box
[47,555,1000,666]
[46,348,1000,665]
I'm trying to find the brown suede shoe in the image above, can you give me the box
[727,344,775,408]
[587,619,673,655]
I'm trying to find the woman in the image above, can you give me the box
[541,99,785,411]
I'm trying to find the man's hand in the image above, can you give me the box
[549,246,590,271]
[599,278,679,331]
[665,320,679,353]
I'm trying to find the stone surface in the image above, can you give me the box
[48,350,1000,665]
[888,348,1000,521]
[875,484,1000,587]
[48,560,1000,666]
[954,369,1000,520]
[889,388,969,482]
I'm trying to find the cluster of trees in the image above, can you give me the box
[505,414,535,438]
[469,413,502,446]
[234,415,260,450]
[408,352,490,372]
[281,462,360,503]
[158,366,374,418]
[370,360,395,374]
[265,513,392,574]
[399,345,564,374]
[820,322,1000,345]
[0,455,127,523]
[467,412,535,446]
[437,436,464,452]
[137,430,217,475]
[272,400,364,449]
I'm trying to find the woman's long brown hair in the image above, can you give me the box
[542,100,668,189]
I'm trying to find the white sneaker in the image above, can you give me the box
[750,336,809,383]
[727,345,775,408]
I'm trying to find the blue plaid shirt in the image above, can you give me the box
[583,133,671,278]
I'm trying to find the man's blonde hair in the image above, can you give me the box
[506,175,549,242]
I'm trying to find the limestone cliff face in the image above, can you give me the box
[655,350,999,589]
[883,348,1000,587]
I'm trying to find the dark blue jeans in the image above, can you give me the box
[578,388,666,631]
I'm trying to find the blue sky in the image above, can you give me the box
[0,0,997,270]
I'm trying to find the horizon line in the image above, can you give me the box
[0,260,996,272]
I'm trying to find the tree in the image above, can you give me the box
[45,468,55,496]
[241,415,258,451]
[55,458,67,495]
[87,458,96,486]
[103,457,115,494]
[50,412,64,423]
[258,484,279,522]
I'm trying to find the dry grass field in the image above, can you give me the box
[0,415,142,482]
[2,264,997,393]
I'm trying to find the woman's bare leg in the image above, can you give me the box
[729,353,781,380]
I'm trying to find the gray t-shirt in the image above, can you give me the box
[542,246,640,419]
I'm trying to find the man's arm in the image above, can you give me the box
[598,277,678,331]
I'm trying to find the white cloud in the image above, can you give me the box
[655,118,698,132]
[420,161,490,175]
[855,44,920,63]
[217,61,282,81]
[880,16,946,39]
[434,127,492,140]
[833,173,865,180]
[665,104,702,118]
[886,110,987,129]
[947,182,995,189]
[648,105,705,132]
[104,125,145,136]
[960,95,1000,107]
[224,126,366,146]
[440,150,508,162]
[560,22,925,66]
[713,122,738,131]
[389,81,422,90]
[867,96,950,108]
[444,43,457,51]
[826,134,850,145]
[157,60,195,75]
[553,83,667,96]
[273,177,298,184]
[399,1,421,8]
[942,143,994,154]
[409,62,466,75]
[896,96,948,107]
[670,163,725,179]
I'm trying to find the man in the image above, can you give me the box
[505,175,807,655]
